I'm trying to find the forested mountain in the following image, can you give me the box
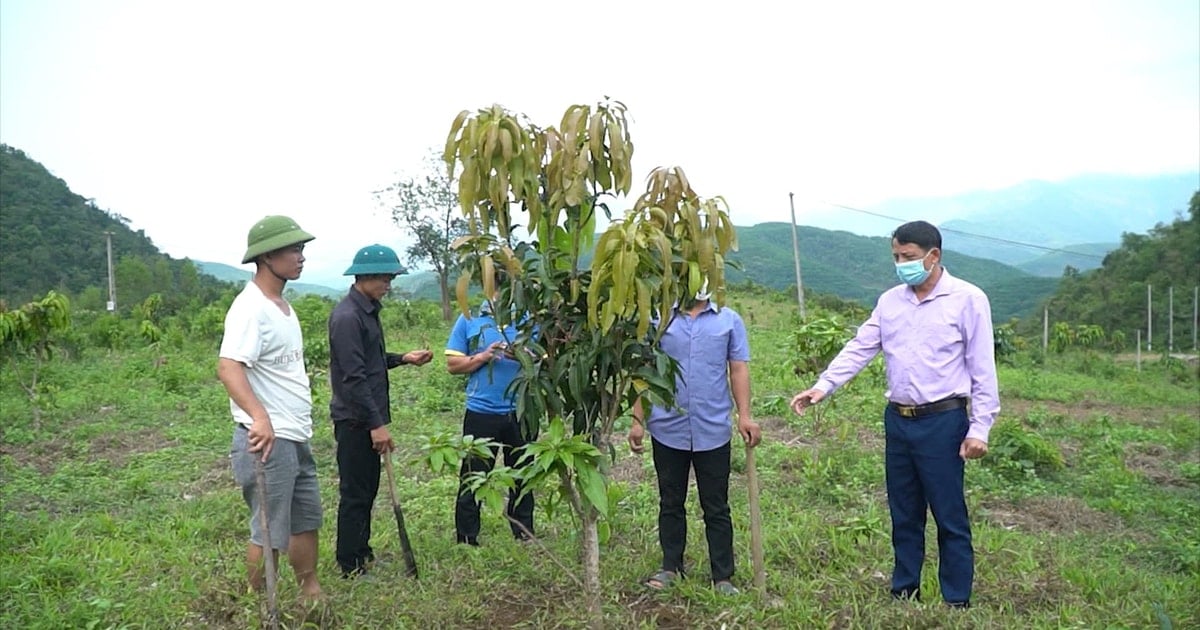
[1036,190,1200,347]
[9,141,1187,333]
[0,144,232,311]
[726,223,1058,322]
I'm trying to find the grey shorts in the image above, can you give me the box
[230,424,323,550]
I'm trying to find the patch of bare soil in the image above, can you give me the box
[90,426,178,467]
[993,570,1074,615]
[480,581,576,629]
[979,495,1133,538]
[1003,397,1186,428]
[184,584,246,629]
[0,434,73,476]
[607,449,648,484]
[624,591,695,629]
[182,456,235,500]
[1124,443,1196,488]
[187,581,339,629]
[763,413,885,451]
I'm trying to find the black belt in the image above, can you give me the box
[888,397,968,418]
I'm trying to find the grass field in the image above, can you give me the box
[1,295,1197,629]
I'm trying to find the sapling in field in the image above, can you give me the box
[440,99,738,624]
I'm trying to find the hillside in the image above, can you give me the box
[1034,190,1200,345]
[0,145,232,310]
[1014,243,1116,277]
[727,223,1056,322]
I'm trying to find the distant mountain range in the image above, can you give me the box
[194,261,445,301]
[4,140,1193,325]
[725,223,1057,322]
[866,172,1198,275]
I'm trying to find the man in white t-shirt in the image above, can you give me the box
[218,215,323,602]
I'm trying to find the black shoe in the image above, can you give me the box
[456,535,479,546]
[946,601,971,609]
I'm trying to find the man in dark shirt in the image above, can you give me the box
[328,244,433,578]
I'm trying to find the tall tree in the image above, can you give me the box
[444,100,736,624]
[375,150,468,320]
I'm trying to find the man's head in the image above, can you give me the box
[344,244,404,301]
[891,221,942,286]
[243,215,315,281]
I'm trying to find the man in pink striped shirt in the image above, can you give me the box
[791,220,999,609]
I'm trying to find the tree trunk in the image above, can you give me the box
[563,473,603,628]
[581,508,602,628]
[438,272,453,321]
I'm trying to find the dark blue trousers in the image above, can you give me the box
[884,405,974,604]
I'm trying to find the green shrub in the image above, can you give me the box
[985,419,1065,482]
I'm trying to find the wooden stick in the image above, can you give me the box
[745,444,766,592]
[254,459,279,630]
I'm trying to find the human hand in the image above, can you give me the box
[370,426,394,454]
[738,418,762,448]
[960,438,988,460]
[789,389,826,416]
[247,417,275,462]
[627,421,646,454]
[404,349,434,366]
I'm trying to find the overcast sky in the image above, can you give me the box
[2,0,1197,284]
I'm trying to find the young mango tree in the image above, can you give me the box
[442,100,737,621]
[0,290,71,429]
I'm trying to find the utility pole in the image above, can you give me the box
[104,231,116,312]
[1146,284,1152,352]
[1193,285,1198,352]
[1168,285,1174,353]
[788,192,806,319]
[1042,305,1049,353]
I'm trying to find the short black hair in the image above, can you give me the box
[892,221,942,251]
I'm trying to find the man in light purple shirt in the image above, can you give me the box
[791,220,999,609]
[628,284,762,595]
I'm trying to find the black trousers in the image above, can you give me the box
[455,409,534,541]
[652,438,734,582]
[334,420,380,575]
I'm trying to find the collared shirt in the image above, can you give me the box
[445,304,522,415]
[328,287,403,429]
[814,268,1001,442]
[647,302,751,452]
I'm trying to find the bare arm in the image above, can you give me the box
[217,357,274,461]
[446,342,504,375]
[627,397,647,453]
[729,360,761,447]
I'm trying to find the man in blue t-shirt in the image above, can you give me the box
[444,300,534,545]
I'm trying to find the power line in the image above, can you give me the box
[822,202,1107,260]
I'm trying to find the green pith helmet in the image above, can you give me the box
[343,244,404,276]
[242,215,316,264]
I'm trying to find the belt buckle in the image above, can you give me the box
[897,404,918,418]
